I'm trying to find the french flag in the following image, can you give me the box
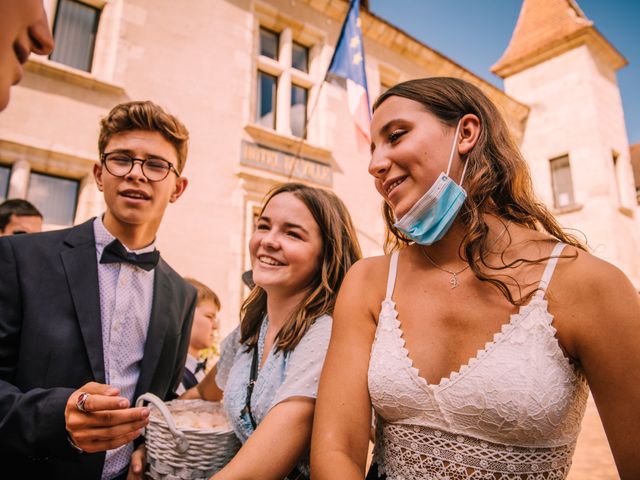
[326,0,371,148]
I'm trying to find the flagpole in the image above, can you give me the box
[287,0,360,180]
[286,78,328,179]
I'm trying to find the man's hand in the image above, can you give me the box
[65,382,150,453]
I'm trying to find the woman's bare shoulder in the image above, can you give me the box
[339,253,395,310]
[348,253,393,278]
[547,244,639,362]
[550,245,638,331]
[555,245,635,298]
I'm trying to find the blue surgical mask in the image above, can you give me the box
[393,121,468,245]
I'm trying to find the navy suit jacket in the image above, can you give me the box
[0,219,197,479]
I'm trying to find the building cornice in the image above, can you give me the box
[24,56,125,96]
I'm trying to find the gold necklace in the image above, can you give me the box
[420,222,510,289]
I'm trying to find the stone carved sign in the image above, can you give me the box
[240,140,332,186]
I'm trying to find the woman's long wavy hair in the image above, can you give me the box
[239,183,362,352]
[374,77,586,305]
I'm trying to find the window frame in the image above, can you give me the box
[259,27,280,61]
[49,0,102,73]
[292,41,309,73]
[0,164,10,202]
[256,70,278,130]
[290,83,309,139]
[254,20,317,140]
[549,154,576,210]
[611,150,622,206]
[26,170,80,226]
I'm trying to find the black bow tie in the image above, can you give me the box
[194,360,207,374]
[100,239,159,271]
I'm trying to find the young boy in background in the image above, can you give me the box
[177,278,221,394]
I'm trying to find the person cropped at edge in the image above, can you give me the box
[0,0,54,112]
[311,77,640,479]
[0,100,197,480]
[0,198,43,235]
[0,0,51,236]
[130,182,362,480]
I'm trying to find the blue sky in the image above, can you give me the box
[369,0,639,145]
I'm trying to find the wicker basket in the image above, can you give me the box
[136,393,241,480]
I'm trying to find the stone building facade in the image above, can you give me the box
[0,0,533,333]
[1,0,636,332]
[0,0,632,476]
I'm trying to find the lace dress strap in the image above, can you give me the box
[385,251,400,301]
[536,242,566,299]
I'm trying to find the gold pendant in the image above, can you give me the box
[450,273,459,289]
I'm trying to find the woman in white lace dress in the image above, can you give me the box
[311,77,640,479]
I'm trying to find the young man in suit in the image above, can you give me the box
[0,101,197,480]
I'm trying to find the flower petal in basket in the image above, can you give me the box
[137,392,190,452]
[136,392,241,480]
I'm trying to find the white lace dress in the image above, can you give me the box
[368,243,589,479]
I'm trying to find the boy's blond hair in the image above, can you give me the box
[184,278,220,309]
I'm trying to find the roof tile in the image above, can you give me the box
[492,0,592,75]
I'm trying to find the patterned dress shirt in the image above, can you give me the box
[93,217,155,480]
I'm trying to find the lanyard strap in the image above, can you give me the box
[241,344,309,480]
[241,345,259,430]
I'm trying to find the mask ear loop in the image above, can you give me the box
[445,120,462,177]
[458,155,469,186]
[445,120,468,185]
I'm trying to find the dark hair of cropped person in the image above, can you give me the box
[98,100,189,172]
[373,77,586,306]
[0,199,43,231]
[239,182,362,353]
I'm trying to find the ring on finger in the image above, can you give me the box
[67,434,84,454]
[76,392,90,413]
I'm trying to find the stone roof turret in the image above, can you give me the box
[492,0,626,78]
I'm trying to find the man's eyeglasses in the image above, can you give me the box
[101,152,180,182]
